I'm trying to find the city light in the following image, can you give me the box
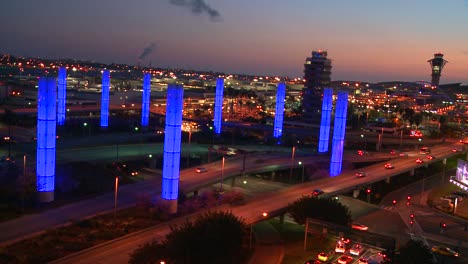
[330,91,349,176]
[100,69,110,127]
[57,66,67,125]
[161,84,184,213]
[318,88,333,153]
[141,72,151,127]
[36,77,57,202]
[214,78,224,134]
[273,82,286,141]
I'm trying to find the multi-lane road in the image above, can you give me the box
[50,142,466,263]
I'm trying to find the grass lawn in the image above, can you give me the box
[269,219,335,264]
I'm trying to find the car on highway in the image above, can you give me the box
[351,223,368,231]
[415,158,424,164]
[335,238,351,253]
[195,167,208,173]
[390,149,397,155]
[427,155,435,160]
[420,147,431,154]
[431,245,459,257]
[337,255,353,264]
[358,258,369,264]
[384,163,395,169]
[399,152,408,157]
[357,150,369,156]
[317,252,330,261]
[355,171,366,178]
[311,189,324,196]
[350,244,364,256]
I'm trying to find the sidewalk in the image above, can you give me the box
[248,221,285,264]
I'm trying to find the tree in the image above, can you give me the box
[288,196,352,226]
[129,211,248,264]
[395,240,434,264]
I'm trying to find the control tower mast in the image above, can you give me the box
[427,53,447,87]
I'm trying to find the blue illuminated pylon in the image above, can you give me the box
[37,77,57,202]
[57,67,67,125]
[141,73,151,127]
[214,78,224,134]
[318,88,333,152]
[330,91,349,176]
[273,82,286,142]
[161,84,184,213]
[100,70,110,127]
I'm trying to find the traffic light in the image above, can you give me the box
[440,222,447,229]
[366,189,371,194]
[410,214,415,219]
[410,220,414,226]
[392,199,397,205]
[407,196,411,201]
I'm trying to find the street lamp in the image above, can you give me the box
[361,134,367,151]
[4,136,11,157]
[219,156,225,192]
[289,146,296,183]
[114,176,119,225]
[298,161,305,182]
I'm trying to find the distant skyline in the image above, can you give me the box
[1,0,468,84]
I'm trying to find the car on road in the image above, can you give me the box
[350,244,364,256]
[311,189,324,196]
[384,163,395,169]
[399,152,408,157]
[355,171,366,178]
[357,150,369,156]
[351,223,368,231]
[358,258,369,264]
[431,245,459,257]
[427,155,435,160]
[390,149,397,155]
[420,147,431,154]
[335,238,351,253]
[317,252,330,261]
[415,158,424,164]
[337,255,353,264]
[195,167,208,173]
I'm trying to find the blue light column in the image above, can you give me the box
[273,82,286,141]
[37,77,57,202]
[57,67,67,125]
[330,91,349,176]
[214,78,224,134]
[318,88,333,152]
[141,73,151,127]
[100,70,110,127]
[161,84,184,213]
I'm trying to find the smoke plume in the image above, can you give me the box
[169,0,221,21]
[139,43,156,60]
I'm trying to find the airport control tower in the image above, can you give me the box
[428,53,447,87]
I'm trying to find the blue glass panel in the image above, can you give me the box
[273,83,286,139]
[161,84,184,200]
[214,78,224,134]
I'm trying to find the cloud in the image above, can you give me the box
[169,0,221,21]
[139,43,156,60]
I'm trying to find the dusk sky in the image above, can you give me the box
[1,0,468,84]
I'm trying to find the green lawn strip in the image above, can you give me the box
[269,218,335,264]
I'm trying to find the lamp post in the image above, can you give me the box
[361,134,367,151]
[114,176,119,225]
[220,156,225,191]
[299,161,305,182]
[289,146,296,183]
[187,130,192,168]
[4,136,11,157]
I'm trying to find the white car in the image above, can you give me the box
[350,244,364,256]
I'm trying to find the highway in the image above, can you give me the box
[50,142,466,263]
